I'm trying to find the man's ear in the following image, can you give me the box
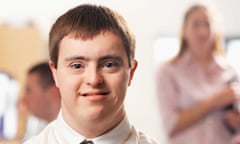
[49,60,59,88]
[128,60,138,86]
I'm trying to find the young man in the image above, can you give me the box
[25,4,158,144]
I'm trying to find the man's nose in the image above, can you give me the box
[84,67,104,87]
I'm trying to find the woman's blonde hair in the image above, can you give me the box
[172,3,225,63]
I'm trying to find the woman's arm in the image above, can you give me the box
[157,64,238,138]
[170,85,237,137]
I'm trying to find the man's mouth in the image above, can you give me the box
[81,91,110,97]
[80,91,110,101]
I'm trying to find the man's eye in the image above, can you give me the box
[103,61,119,68]
[102,61,120,73]
[71,63,82,69]
[104,62,114,68]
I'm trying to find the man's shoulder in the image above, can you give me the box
[23,121,56,144]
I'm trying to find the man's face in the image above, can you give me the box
[23,73,48,119]
[50,31,137,124]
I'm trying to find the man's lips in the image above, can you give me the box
[80,91,110,101]
[81,91,110,97]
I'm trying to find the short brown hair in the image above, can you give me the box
[49,4,135,68]
[28,62,55,89]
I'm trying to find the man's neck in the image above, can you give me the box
[62,109,126,138]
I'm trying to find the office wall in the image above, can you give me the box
[0,25,47,95]
[0,0,239,142]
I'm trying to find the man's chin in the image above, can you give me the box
[82,107,107,121]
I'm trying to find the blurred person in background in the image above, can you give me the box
[22,62,61,141]
[0,71,19,141]
[156,3,240,144]
[23,62,61,123]
[0,62,60,144]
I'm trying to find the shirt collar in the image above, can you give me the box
[92,116,131,144]
[55,112,85,144]
[55,111,132,144]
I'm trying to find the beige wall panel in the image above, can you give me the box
[0,24,47,96]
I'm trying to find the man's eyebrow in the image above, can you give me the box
[63,55,123,63]
[98,55,123,62]
[64,56,89,62]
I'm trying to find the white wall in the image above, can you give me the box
[0,0,240,142]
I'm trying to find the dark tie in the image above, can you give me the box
[80,139,94,144]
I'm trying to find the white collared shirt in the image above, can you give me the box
[24,112,158,144]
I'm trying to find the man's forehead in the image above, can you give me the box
[60,33,125,55]
[65,30,120,40]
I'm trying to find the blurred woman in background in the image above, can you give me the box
[157,3,240,144]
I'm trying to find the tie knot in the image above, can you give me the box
[80,139,94,144]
